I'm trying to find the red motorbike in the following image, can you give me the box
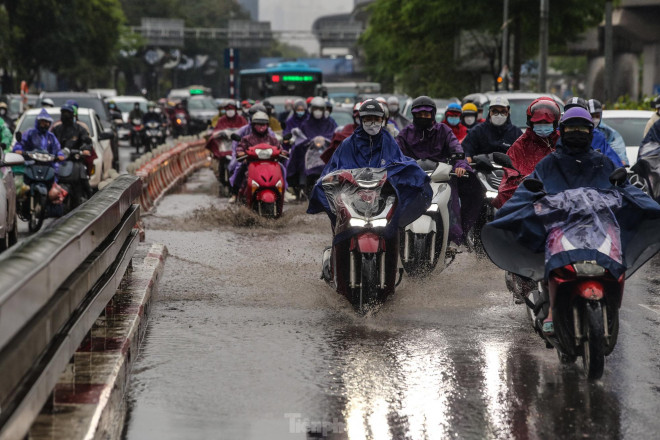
[236,143,288,218]
[320,167,401,314]
[205,128,237,197]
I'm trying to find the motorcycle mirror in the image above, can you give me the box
[523,178,545,194]
[230,133,242,142]
[609,167,628,187]
[1,152,25,166]
[283,133,293,141]
[492,152,513,169]
[15,131,22,143]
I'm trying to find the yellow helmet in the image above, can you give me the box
[462,103,478,114]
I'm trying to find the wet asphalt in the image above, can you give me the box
[122,168,660,440]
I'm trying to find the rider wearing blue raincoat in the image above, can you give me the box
[307,99,432,243]
[483,107,660,282]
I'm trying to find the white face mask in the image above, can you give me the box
[324,110,330,119]
[491,114,507,126]
[226,109,236,118]
[592,117,601,127]
[388,105,398,114]
[464,116,476,126]
[313,110,323,119]
[363,125,381,136]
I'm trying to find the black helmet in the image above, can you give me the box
[411,96,436,112]
[653,95,660,109]
[587,99,602,114]
[564,96,588,111]
[358,99,385,118]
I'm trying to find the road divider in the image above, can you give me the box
[127,136,211,212]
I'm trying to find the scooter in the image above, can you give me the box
[630,141,660,200]
[232,133,290,218]
[304,136,330,197]
[467,153,504,254]
[320,167,401,314]
[57,145,93,213]
[206,128,238,197]
[19,148,59,233]
[130,117,144,154]
[399,155,462,277]
[143,120,162,152]
[171,110,188,138]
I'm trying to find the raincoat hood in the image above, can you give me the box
[35,108,54,127]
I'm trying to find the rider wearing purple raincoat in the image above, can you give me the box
[396,96,484,245]
[283,99,309,136]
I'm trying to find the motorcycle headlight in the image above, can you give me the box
[486,190,498,199]
[427,203,439,212]
[349,218,367,228]
[256,148,273,159]
[371,218,388,228]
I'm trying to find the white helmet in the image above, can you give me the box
[310,96,326,108]
[251,111,269,124]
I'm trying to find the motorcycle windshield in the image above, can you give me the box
[534,188,624,275]
[635,142,660,200]
[321,168,394,232]
[304,140,328,175]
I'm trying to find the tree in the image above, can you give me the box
[360,0,607,96]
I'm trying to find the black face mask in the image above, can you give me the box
[562,131,592,152]
[61,112,74,124]
[413,116,433,130]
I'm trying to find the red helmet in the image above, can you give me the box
[306,96,314,105]
[526,97,560,127]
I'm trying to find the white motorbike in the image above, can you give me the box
[399,155,462,277]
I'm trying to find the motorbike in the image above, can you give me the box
[630,141,660,199]
[19,148,59,233]
[399,155,463,277]
[232,133,290,218]
[467,153,504,254]
[130,117,145,153]
[320,167,401,314]
[172,110,188,138]
[206,128,238,197]
[482,164,660,379]
[303,136,331,197]
[143,120,163,152]
[57,145,93,213]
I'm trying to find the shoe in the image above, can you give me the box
[542,320,554,335]
[228,195,236,203]
[512,291,524,305]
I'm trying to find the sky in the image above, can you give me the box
[258,0,355,55]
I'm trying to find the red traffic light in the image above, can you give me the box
[271,75,280,83]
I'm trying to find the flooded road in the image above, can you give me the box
[123,168,660,440]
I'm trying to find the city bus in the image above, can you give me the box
[238,62,323,100]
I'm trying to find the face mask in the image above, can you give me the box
[0,109,6,116]
[254,125,268,135]
[388,105,398,114]
[413,116,433,130]
[296,111,305,118]
[226,109,236,118]
[463,116,476,126]
[491,114,507,126]
[324,110,330,119]
[562,131,592,152]
[313,110,323,120]
[533,123,554,138]
[592,117,601,127]
[38,122,50,133]
[363,124,381,136]
[446,116,460,126]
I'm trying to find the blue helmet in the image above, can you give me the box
[446,102,462,114]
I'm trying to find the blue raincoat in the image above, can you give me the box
[592,128,623,167]
[482,144,660,281]
[307,126,432,243]
[597,121,628,165]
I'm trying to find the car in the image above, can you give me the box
[0,149,22,251]
[265,95,304,115]
[1,94,39,127]
[461,91,565,130]
[11,107,114,189]
[402,97,461,123]
[330,107,354,129]
[37,92,119,171]
[600,109,654,165]
[187,96,218,133]
[110,96,149,141]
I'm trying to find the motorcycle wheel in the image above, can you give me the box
[582,301,606,379]
[28,193,45,233]
[257,201,276,218]
[354,253,379,315]
[401,232,435,277]
[557,349,577,364]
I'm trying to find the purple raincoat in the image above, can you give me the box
[287,116,338,186]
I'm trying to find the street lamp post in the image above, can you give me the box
[539,0,549,93]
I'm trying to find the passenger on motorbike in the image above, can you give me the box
[462,96,523,162]
[377,97,399,137]
[278,99,294,126]
[262,99,283,133]
[588,99,629,165]
[461,103,481,131]
[442,102,468,143]
[128,102,144,122]
[240,100,252,118]
[13,109,65,201]
[643,95,660,137]
[387,96,410,130]
[396,96,483,245]
[485,107,660,334]
[229,111,282,201]
[52,104,94,163]
[564,97,623,167]
[283,99,308,136]
[107,101,122,122]
[0,117,12,150]
[0,103,13,133]
[213,101,247,131]
[307,99,431,236]
[493,97,561,209]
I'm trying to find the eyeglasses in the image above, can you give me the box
[490,109,508,116]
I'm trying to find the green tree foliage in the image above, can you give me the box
[361,0,607,96]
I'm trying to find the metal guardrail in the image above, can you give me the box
[0,175,142,440]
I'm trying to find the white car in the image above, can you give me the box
[600,109,654,166]
[110,96,149,140]
[0,150,23,251]
[11,107,114,189]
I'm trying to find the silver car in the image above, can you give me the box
[0,151,24,251]
[600,109,654,166]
